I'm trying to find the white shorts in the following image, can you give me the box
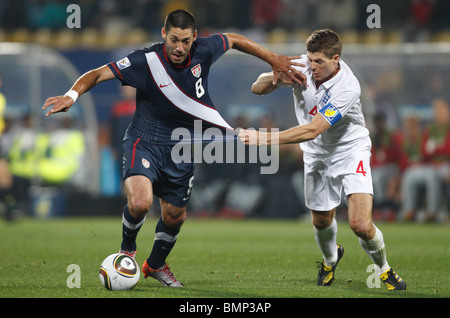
[303,145,373,211]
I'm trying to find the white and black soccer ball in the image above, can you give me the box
[99,253,140,290]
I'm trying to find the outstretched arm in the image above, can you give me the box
[251,69,306,95]
[239,113,331,146]
[42,65,115,117]
[224,33,306,86]
[251,72,279,95]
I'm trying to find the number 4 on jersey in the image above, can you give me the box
[356,160,367,176]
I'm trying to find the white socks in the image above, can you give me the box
[314,219,390,274]
[314,218,338,267]
[359,225,390,275]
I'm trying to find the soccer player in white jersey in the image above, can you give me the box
[239,29,406,290]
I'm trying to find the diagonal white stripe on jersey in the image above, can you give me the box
[145,52,233,130]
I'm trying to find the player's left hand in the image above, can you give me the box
[271,54,307,87]
[42,95,74,117]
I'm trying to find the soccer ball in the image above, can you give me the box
[99,253,140,290]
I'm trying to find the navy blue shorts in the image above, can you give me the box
[122,133,194,207]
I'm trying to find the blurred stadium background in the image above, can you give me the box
[0,0,448,222]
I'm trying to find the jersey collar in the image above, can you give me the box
[320,62,343,89]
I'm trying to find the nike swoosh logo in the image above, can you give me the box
[159,83,171,88]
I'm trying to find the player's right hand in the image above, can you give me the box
[275,70,305,87]
[271,54,307,87]
[42,95,74,117]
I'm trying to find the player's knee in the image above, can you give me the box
[128,196,152,219]
[313,218,330,230]
[349,220,373,241]
[311,209,335,230]
[162,209,186,230]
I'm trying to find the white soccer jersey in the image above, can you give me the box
[284,54,370,157]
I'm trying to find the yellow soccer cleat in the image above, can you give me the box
[316,244,344,286]
[380,268,406,290]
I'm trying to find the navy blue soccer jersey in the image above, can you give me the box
[108,33,234,145]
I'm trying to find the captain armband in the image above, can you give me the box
[319,102,342,126]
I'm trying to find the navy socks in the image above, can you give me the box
[147,216,180,269]
[121,205,146,252]
[121,206,179,270]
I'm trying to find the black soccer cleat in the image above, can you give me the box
[380,268,406,290]
[316,244,344,286]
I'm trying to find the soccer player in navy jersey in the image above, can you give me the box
[43,9,305,287]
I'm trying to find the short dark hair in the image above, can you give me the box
[306,29,342,59]
[164,9,196,32]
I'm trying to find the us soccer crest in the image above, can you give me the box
[191,63,201,78]
[142,158,150,169]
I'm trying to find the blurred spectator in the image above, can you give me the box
[420,98,450,219]
[88,0,133,32]
[279,0,317,31]
[1,114,85,218]
[370,111,400,213]
[397,99,450,222]
[1,113,34,219]
[251,0,283,31]
[395,115,424,220]
[98,122,121,196]
[7,113,37,181]
[1,0,450,42]
[0,115,18,159]
[0,76,20,220]
[317,0,358,32]
[404,0,436,41]
[366,79,402,130]
[27,0,69,30]
[410,0,435,28]
[422,98,450,166]
[38,117,86,186]
[0,157,31,220]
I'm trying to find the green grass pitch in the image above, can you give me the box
[0,217,448,299]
